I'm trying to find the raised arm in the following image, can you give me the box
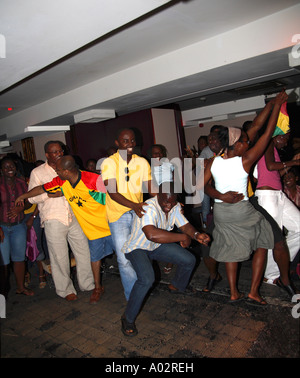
[242,91,288,173]
[246,98,276,142]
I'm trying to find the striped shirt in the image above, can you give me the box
[43,171,110,240]
[0,177,28,224]
[122,196,188,254]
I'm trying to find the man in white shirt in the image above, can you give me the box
[28,141,94,301]
[120,182,210,337]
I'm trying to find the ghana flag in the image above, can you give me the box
[272,102,290,137]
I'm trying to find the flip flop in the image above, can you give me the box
[246,297,267,307]
[202,273,222,292]
[229,293,245,303]
[16,288,34,296]
[121,314,138,337]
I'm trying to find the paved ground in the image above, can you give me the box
[1,250,299,363]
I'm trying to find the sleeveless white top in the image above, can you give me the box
[210,156,248,202]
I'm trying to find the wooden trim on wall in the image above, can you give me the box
[21,137,36,163]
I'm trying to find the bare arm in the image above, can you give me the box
[247,99,275,142]
[179,222,210,246]
[242,91,288,173]
[142,223,210,249]
[15,185,45,206]
[196,157,214,191]
[104,178,148,218]
[205,182,244,203]
[142,225,190,245]
[265,142,300,175]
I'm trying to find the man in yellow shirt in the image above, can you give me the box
[101,128,155,300]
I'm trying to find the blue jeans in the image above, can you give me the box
[88,235,114,262]
[201,193,211,224]
[109,211,137,300]
[0,222,27,265]
[124,243,196,323]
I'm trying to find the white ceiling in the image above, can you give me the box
[0,0,300,142]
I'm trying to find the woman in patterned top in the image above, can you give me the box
[0,157,34,298]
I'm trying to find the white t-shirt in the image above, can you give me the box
[211,156,248,202]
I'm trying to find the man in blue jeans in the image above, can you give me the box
[120,182,210,337]
[101,128,155,301]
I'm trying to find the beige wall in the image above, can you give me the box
[184,114,256,150]
[151,108,180,159]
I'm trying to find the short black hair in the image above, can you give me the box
[116,128,135,140]
[44,140,64,153]
[151,144,168,157]
[0,156,15,169]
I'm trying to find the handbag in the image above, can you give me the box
[26,227,40,262]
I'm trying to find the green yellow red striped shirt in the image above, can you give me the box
[43,171,110,240]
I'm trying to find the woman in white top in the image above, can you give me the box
[203,91,288,304]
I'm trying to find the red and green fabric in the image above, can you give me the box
[43,171,110,240]
[272,102,290,137]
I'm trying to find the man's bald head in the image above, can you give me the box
[57,155,77,171]
[55,155,78,181]
[157,181,179,214]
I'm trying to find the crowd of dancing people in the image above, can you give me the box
[0,89,299,337]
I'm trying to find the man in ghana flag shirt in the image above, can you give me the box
[15,155,113,305]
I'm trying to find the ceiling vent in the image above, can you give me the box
[228,80,284,96]
[73,109,116,124]
[289,51,300,72]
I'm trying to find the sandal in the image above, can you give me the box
[229,292,245,303]
[246,296,267,307]
[89,286,104,304]
[24,272,31,288]
[121,313,138,337]
[16,288,34,296]
[163,266,172,274]
[202,272,222,293]
[275,277,299,299]
[39,275,47,289]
